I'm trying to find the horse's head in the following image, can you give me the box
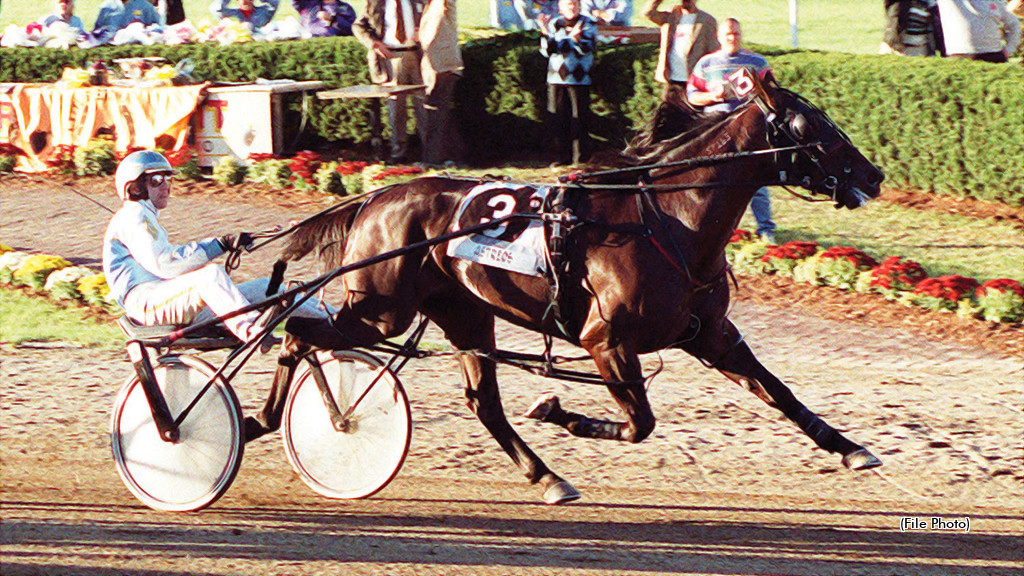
[746,72,885,209]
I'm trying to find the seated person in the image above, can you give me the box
[42,0,86,35]
[581,0,631,26]
[291,0,357,37]
[103,150,331,349]
[211,0,280,31]
[91,0,162,44]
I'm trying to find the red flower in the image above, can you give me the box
[914,275,979,301]
[0,143,25,157]
[819,246,878,269]
[336,161,368,175]
[115,145,147,163]
[247,153,278,163]
[43,145,76,171]
[164,145,194,167]
[729,229,754,244]
[761,241,818,262]
[869,256,927,290]
[372,165,424,180]
[977,279,1024,298]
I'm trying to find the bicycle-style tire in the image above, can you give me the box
[282,350,412,499]
[110,355,244,512]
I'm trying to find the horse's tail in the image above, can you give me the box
[280,199,363,268]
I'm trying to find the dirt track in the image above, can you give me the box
[2,179,1023,575]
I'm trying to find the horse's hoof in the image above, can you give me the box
[543,480,581,505]
[524,393,560,421]
[843,448,882,470]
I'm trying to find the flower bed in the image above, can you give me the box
[727,232,1023,326]
[0,246,118,315]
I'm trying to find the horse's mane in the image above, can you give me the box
[623,99,733,164]
[280,201,362,265]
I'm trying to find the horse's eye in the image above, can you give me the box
[790,113,816,141]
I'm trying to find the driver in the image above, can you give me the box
[102,150,329,349]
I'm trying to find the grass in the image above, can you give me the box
[1,0,885,54]
[739,190,1024,283]
[0,289,123,349]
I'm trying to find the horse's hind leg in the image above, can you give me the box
[526,341,656,444]
[423,298,581,505]
[686,319,881,470]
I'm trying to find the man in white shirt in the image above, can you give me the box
[644,0,719,103]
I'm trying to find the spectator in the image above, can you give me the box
[882,0,943,56]
[539,0,598,166]
[156,0,186,25]
[687,18,776,243]
[354,0,425,163]
[42,0,85,35]
[212,0,280,30]
[419,0,465,166]
[92,0,162,44]
[936,0,1021,62]
[582,0,631,26]
[644,0,719,105]
[292,0,357,37]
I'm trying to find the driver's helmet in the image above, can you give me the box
[115,150,174,201]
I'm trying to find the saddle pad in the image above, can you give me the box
[446,183,550,277]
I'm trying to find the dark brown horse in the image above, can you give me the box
[277,76,885,504]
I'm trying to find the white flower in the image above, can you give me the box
[43,266,94,291]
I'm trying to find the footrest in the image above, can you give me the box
[117,316,240,350]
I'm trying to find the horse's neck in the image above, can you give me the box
[663,107,773,265]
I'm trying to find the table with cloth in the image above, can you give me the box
[0,82,208,173]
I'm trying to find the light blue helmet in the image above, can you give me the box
[115,150,174,200]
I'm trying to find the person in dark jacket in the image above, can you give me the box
[292,0,357,36]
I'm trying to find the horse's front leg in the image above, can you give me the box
[525,330,656,443]
[685,319,881,470]
[424,299,580,505]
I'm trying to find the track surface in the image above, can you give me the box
[2,180,1022,575]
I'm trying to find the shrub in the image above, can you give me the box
[974,279,1024,323]
[288,150,322,191]
[759,241,819,277]
[74,136,117,176]
[730,241,770,275]
[0,251,30,285]
[78,273,120,313]
[364,164,423,190]
[43,265,94,301]
[249,158,292,189]
[0,154,16,173]
[908,275,980,312]
[859,256,929,299]
[213,156,248,185]
[794,246,878,290]
[336,160,368,195]
[44,144,76,175]
[314,162,346,195]
[13,254,71,289]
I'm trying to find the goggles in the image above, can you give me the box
[147,173,171,188]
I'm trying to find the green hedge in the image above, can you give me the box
[1,35,1021,205]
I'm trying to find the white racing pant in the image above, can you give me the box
[122,264,332,341]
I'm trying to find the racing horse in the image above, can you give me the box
[277,73,885,504]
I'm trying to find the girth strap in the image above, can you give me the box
[542,186,581,345]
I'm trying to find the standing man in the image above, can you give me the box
[354,0,426,163]
[937,0,1021,62]
[687,18,777,243]
[539,0,598,166]
[419,0,465,166]
[644,0,719,105]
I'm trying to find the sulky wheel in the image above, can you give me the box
[282,350,411,499]
[110,355,244,512]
